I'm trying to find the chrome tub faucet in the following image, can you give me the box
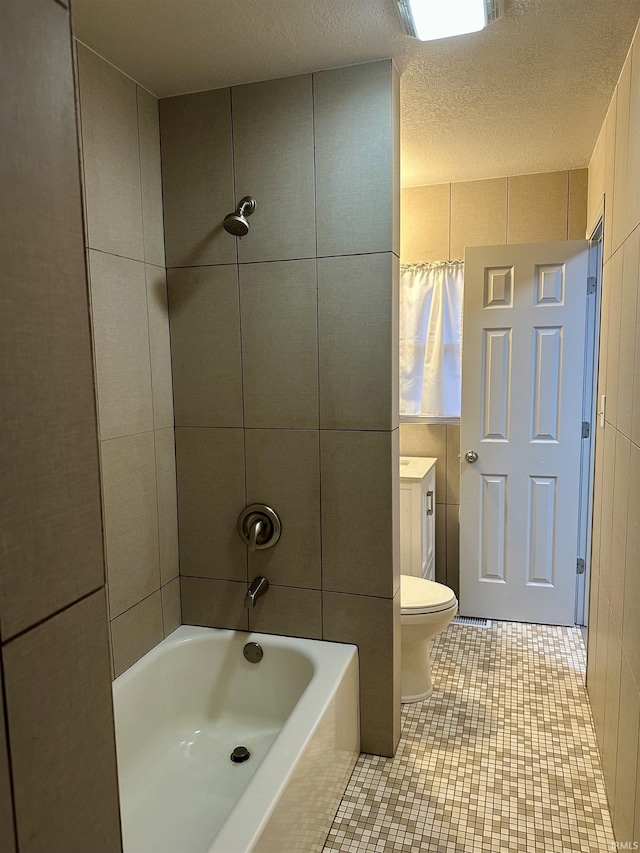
[245,576,269,608]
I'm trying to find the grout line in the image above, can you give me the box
[135,85,147,263]
[505,176,510,245]
[1,586,105,647]
[312,75,324,636]
[448,182,452,261]
[229,87,249,592]
[0,654,20,852]
[566,170,571,240]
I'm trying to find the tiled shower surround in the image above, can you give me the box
[160,61,402,756]
[75,45,181,677]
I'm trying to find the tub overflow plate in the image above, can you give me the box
[243,641,263,663]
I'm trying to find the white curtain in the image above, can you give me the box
[399,261,464,418]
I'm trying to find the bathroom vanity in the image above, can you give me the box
[399,457,437,581]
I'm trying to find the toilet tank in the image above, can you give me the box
[399,457,436,580]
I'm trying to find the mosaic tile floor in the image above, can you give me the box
[323,622,614,853]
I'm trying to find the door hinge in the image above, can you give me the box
[582,421,591,439]
[577,557,586,575]
[587,275,597,294]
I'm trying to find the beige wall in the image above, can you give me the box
[586,19,640,846]
[401,169,588,264]
[0,2,121,849]
[160,61,401,756]
[76,45,180,677]
[399,170,588,593]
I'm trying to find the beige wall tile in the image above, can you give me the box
[610,432,630,631]
[323,590,400,757]
[315,61,395,257]
[591,421,605,569]
[246,429,321,589]
[614,652,640,842]
[111,591,164,677]
[588,128,606,235]
[318,253,396,430]
[89,251,153,439]
[434,503,446,586]
[613,54,632,253]
[592,579,609,748]
[159,89,235,267]
[321,431,395,598]
[137,87,165,267]
[604,92,618,262]
[180,576,248,631]
[146,265,174,430]
[399,424,447,499]
[161,578,181,637]
[603,611,622,802]
[627,35,640,237]
[77,44,143,261]
[446,424,460,505]
[400,184,450,263]
[598,259,611,419]
[3,591,121,852]
[507,171,569,244]
[605,248,624,431]
[586,560,600,695]
[568,169,588,240]
[101,432,160,618]
[1,2,104,640]
[599,425,617,598]
[233,75,315,263]
[446,504,460,598]
[168,265,243,427]
[0,694,15,853]
[450,178,507,260]
[634,277,640,447]
[249,585,322,639]
[623,443,640,686]
[240,260,319,429]
[154,428,179,586]
[175,428,247,581]
[618,230,639,438]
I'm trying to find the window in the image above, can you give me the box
[399,260,463,421]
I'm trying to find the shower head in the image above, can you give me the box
[223,196,257,237]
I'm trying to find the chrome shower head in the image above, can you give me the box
[223,196,256,237]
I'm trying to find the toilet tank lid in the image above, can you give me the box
[400,575,457,613]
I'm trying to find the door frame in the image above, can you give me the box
[575,218,604,626]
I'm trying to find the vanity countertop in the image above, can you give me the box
[399,456,437,481]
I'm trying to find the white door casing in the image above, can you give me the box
[460,241,589,626]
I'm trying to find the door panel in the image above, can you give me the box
[460,241,589,625]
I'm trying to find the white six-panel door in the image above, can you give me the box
[460,241,589,626]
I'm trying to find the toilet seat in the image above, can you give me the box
[401,575,457,615]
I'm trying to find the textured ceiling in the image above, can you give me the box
[72,0,640,186]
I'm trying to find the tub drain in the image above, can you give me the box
[230,746,250,764]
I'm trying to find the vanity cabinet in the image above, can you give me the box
[399,457,436,581]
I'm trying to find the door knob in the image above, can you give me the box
[465,450,478,463]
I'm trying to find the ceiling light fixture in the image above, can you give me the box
[396,0,504,42]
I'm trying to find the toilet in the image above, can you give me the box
[400,574,458,703]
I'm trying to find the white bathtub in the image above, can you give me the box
[112,625,360,853]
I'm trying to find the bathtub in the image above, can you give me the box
[112,625,360,853]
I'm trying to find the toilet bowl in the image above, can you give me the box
[401,575,458,703]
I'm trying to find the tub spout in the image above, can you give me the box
[245,576,269,608]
